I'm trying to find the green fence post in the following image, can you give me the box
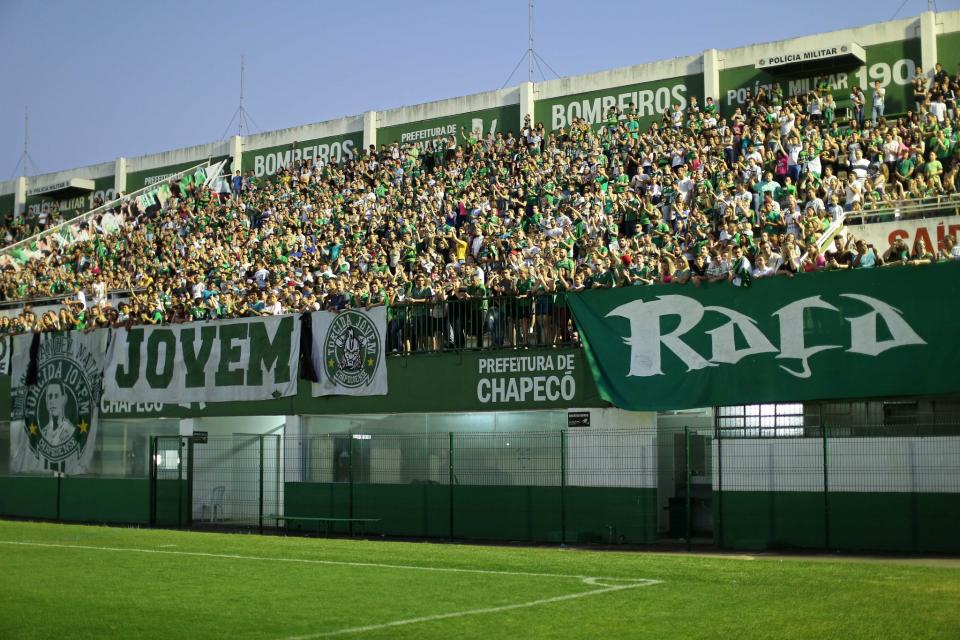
[149,436,157,527]
[348,435,354,537]
[560,430,567,546]
[186,437,194,529]
[716,426,723,548]
[259,435,265,535]
[448,432,454,540]
[176,436,183,530]
[685,426,692,550]
[822,424,831,551]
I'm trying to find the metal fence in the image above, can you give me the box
[713,423,960,552]
[386,295,578,354]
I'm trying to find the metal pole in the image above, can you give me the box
[177,436,183,529]
[822,424,831,551]
[259,435,265,534]
[149,436,156,526]
[716,425,723,548]
[448,432,455,540]
[685,426,692,550]
[186,437,194,528]
[560,430,567,546]
[527,0,534,83]
[348,435,354,537]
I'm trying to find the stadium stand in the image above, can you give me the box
[1,68,959,348]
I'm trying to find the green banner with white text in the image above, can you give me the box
[566,263,960,411]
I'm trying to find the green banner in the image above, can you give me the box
[242,132,362,177]
[719,39,921,117]
[535,73,704,134]
[567,263,960,411]
[378,105,520,151]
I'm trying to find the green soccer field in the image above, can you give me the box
[0,520,958,640]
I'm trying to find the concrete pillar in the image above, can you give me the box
[229,135,243,173]
[363,111,377,153]
[13,176,26,220]
[179,418,195,436]
[520,81,535,128]
[283,415,302,481]
[114,157,127,196]
[702,49,721,105]
[920,11,938,77]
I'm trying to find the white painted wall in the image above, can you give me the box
[125,139,231,174]
[535,53,703,102]
[713,436,960,493]
[241,114,364,154]
[378,87,519,128]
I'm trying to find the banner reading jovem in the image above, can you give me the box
[566,263,960,412]
[103,315,301,403]
[311,307,388,397]
[11,331,107,475]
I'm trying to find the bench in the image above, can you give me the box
[267,515,381,537]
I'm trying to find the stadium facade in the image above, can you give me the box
[0,10,958,553]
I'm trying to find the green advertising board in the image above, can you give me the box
[377,104,520,151]
[25,174,115,221]
[91,347,604,420]
[126,156,228,192]
[242,132,363,178]
[936,31,960,73]
[535,73,704,134]
[719,39,922,117]
[566,262,960,412]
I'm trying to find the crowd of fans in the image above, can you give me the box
[1,65,960,350]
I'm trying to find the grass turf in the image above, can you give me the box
[0,520,958,639]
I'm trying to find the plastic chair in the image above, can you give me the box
[201,485,226,522]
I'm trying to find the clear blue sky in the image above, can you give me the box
[0,0,953,176]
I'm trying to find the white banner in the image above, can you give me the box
[311,307,388,397]
[103,315,301,403]
[846,216,960,252]
[11,331,107,475]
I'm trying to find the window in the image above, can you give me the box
[717,403,805,437]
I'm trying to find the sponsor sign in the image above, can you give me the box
[104,316,301,404]
[535,74,704,133]
[756,43,864,69]
[566,263,960,411]
[11,332,107,474]
[846,216,960,252]
[378,105,520,152]
[242,133,362,178]
[476,353,577,404]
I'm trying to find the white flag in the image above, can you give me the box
[311,307,388,397]
[10,331,108,475]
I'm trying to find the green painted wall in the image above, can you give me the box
[154,479,190,528]
[720,39,922,117]
[716,491,960,553]
[242,133,362,178]
[0,193,14,221]
[0,475,58,519]
[126,157,228,193]
[94,347,605,420]
[535,73,704,134]
[936,31,960,73]
[59,477,149,524]
[378,105,520,151]
[284,482,657,544]
[25,174,115,221]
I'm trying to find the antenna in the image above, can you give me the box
[501,0,562,88]
[220,55,262,139]
[9,106,41,179]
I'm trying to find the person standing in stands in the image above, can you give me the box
[871,80,885,125]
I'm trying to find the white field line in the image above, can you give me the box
[284,578,656,639]
[0,540,662,585]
